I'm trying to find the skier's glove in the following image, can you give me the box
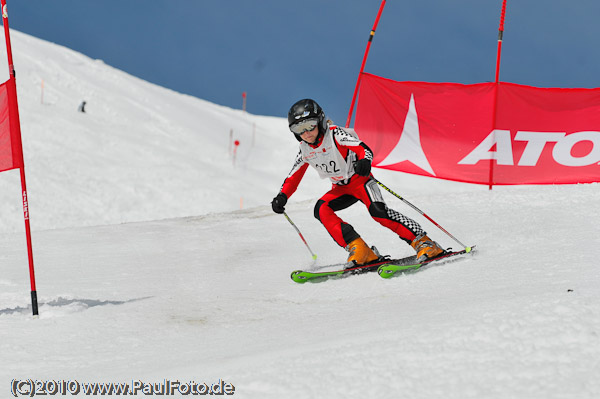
[271,193,288,214]
[354,158,372,176]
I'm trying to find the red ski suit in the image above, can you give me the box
[279,125,425,248]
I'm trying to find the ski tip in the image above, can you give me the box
[290,270,308,284]
[377,266,396,279]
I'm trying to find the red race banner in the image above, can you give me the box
[355,73,600,185]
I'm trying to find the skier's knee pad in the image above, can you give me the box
[314,200,325,221]
[369,202,388,218]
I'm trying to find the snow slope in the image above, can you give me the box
[1,30,600,399]
[0,30,329,233]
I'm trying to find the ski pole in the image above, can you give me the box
[374,179,470,250]
[283,212,318,261]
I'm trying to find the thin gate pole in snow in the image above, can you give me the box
[489,0,508,190]
[345,0,386,128]
[494,0,507,84]
[2,0,39,316]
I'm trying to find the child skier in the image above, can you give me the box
[271,98,444,266]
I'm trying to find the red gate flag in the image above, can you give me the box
[2,0,39,316]
[0,78,22,172]
[355,73,600,185]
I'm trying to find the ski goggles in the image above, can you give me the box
[290,118,319,135]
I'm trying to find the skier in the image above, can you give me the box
[271,99,444,266]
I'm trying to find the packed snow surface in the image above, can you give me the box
[1,31,599,399]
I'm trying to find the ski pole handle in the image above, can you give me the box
[374,179,470,250]
[283,212,318,261]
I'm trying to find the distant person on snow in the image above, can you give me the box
[271,98,444,266]
[78,101,87,113]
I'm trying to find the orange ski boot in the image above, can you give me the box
[346,238,379,266]
[411,234,444,262]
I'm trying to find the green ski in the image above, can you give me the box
[291,256,417,284]
[377,246,475,279]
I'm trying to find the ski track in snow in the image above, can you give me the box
[1,30,599,399]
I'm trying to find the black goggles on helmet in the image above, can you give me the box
[290,118,319,135]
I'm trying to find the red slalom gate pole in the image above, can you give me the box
[494,0,507,84]
[2,0,39,316]
[345,0,386,128]
[489,0,508,190]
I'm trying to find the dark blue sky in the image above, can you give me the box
[6,0,600,124]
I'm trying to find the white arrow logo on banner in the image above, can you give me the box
[376,94,436,176]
